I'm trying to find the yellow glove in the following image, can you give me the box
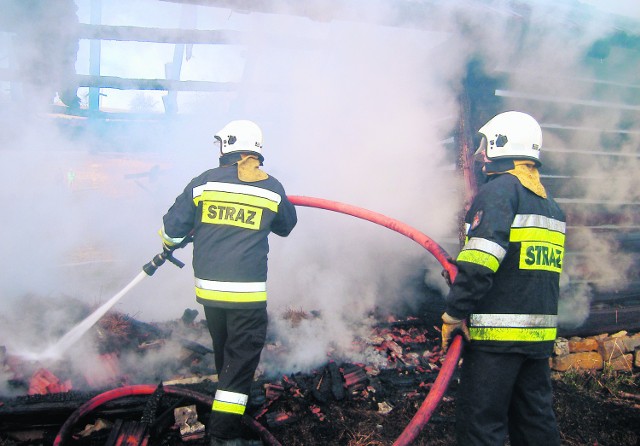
[441,312,470,352]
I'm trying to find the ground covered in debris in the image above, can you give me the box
[264,369,640,446]
[0,300,638,446]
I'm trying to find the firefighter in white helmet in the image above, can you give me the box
[441,111,565,445]
[160,120,297,445]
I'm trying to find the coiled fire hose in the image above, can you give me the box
[287,196,462,446]
[54,195,461,446]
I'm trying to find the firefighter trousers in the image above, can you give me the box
[204,306,268,440]
[455,348,560,446]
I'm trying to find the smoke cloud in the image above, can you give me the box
[0,0,638,382]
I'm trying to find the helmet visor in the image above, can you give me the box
[474,136,488,161]
[214,135,223,153]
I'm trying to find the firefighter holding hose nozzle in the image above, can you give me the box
[159,120,297,446]
[441,111,565,445]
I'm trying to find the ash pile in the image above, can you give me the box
[0,304,448,446]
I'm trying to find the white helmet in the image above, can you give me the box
[214,120,263,156]
[477,111,542,165]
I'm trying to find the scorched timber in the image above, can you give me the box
[0,391,152,431]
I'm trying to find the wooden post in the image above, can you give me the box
[89,0,103,113]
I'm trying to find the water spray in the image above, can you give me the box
[31,241,191,361]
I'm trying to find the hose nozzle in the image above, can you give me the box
[143,250,186,276]
[143,234,192,276]
[142,253,167,276]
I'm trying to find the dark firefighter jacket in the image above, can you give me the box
[161,163,297,309]
[445,172,566,357]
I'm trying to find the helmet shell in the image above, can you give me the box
[478,111,542,165]
[214,120,263,156]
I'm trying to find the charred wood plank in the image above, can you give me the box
[0,392,148,431]
[327,361,345,401]
[105,419,149,446]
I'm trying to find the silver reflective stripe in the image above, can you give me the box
[470,313,557,328]
[195,278,266,292]
[512,214,566,233]
[193,181,282,204]
[160,225,186,245]
[464,223,471,234]
[462,237,507,262]
[214,389,248,406]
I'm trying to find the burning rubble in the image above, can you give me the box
[1,299,638,446]
[0,302,449,445]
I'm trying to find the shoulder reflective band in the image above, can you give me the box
[212,389,248,415]
[195,278,267,303]
[469,313,557,342]
[456,237,506,272]
[193,182,281,212]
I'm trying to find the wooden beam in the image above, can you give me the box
[76,74,239,91]
[76,23,244,44]
[0,69,239,92]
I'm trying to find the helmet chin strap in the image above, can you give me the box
[219,152,264,167]
[484,158,516,174]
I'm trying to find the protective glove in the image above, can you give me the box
[441,258,457,287]
[441,268,452,287]
[441,312,470,352]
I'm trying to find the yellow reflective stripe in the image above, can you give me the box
[193,182,281,210]
[196,288,267,302]
[194,182,282,203]
[456,237,505,272]
[195,190,278,212]
[212,389,247,415]
[463,238,507,260]
[457,250,500,272]
[212,400,246,415]
[510,214,565,245]
[510,227,565,245]
[195,279,267,303]
[469,326,557,342]
[512,214,565,233]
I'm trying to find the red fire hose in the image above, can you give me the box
[53,384,282,446]
[287,195,463,446]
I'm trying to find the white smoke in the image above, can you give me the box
[0,0,638,381]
